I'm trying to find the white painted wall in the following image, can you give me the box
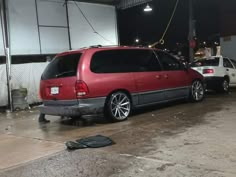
[3,0,118,55]
[37,0,67,27]
[37,0,70,54]
[39,27,70,54]
[220,35,236,60]
[8,0,41,55]
[68,1,118,49]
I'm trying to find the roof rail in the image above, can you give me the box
[89,45,102,48]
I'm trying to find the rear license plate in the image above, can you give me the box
[51,87,59,95]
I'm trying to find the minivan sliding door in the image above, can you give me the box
[131,49,167,105]
[155,51,191,100]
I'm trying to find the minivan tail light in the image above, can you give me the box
[203,69,214,74]
[75,81,89,97]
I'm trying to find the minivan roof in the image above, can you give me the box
[57,46,159,57]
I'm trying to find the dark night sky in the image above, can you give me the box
[117,0,220,49]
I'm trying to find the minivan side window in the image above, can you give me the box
[90,49,162,73]
[223,58,234,68]
[41,53,81,80]
[156,52,183,71]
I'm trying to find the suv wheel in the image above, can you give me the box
[190,80,205,102]
[105,92,131,122]
[220,79,229,93]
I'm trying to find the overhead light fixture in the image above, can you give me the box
[144,4,152,12]
[135,38,140,43]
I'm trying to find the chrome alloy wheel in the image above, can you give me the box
[109,92,131,121]
[191,80,204,101]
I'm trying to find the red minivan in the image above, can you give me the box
[39,46,205,122]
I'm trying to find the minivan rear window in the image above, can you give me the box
[192,58,219,67]
[41,53,81,80]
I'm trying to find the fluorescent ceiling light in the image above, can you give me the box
[144,4,152,12]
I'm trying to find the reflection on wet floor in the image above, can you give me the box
[59,94,223,129]
[60,116,109,127]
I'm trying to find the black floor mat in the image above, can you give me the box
[65,135,115,150]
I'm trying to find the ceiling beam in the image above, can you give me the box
[73,0,152,9]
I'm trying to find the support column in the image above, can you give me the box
[189,0,194,63]
[0,0,13,111]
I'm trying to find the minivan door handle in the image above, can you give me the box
[226,69,229,71]
[155,75,161,79]
[163,74,169,79]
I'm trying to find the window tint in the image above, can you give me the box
[229,59,236,68]
[41,53,81,80]
[90,49,161,73]
[223,58,234,68]
[157,52,182,71]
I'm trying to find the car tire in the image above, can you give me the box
[190,80,205,102]
[219,78,229,93]
[105,92,131,122]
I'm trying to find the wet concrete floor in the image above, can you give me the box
[0,90,236,177]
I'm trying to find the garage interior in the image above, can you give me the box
[0,0,236,177]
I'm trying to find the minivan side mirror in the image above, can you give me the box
[184,62,190,69]
[181,62,189,70]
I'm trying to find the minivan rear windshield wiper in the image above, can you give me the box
[55,70,76,78]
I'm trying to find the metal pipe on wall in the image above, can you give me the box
[0,0,13,111]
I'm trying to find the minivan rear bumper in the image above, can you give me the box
[39,104,86,116]
[38,97,106,117]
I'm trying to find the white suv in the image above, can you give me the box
[191,56,236,92]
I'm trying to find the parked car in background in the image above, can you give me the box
[191,56,236,92]
[39,46,205,122]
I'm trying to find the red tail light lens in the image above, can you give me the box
[75,81,89,97]
[203,69,214,74]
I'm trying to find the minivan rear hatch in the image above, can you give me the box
[40,52,82,101]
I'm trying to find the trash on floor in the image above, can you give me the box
[65,135,115,150]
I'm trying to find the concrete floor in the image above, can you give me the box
[0,91,236,177]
